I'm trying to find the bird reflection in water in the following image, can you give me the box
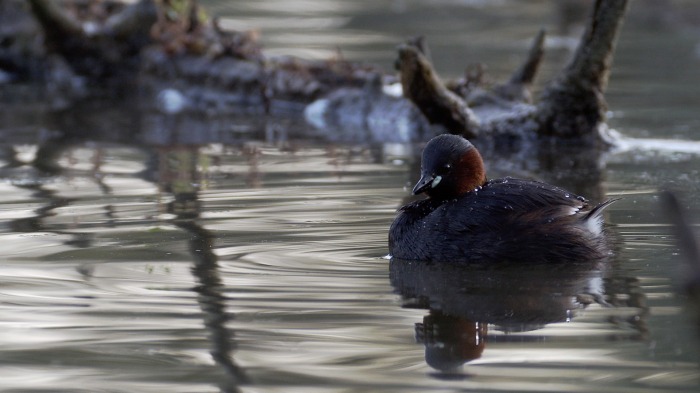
[390,257,645,374]
[416,311,487,373]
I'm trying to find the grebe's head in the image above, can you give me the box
[412,134,486,199]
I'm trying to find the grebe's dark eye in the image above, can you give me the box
[436,163,451,175]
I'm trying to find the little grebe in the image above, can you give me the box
[389,134,617,263]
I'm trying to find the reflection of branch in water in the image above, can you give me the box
[9,185,95,247]
[243,143,262,188]
[1,145,26,168]
[604,275,650,340]
[88,147,114,196]
[174,218,249,391]
[165,168,248,392]
[7,137,96,247]
[33,136,72,175]
[7,104,252,388]
[9,186,72,232]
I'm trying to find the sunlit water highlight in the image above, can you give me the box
[2,1,700,392]
[0,135,698,392]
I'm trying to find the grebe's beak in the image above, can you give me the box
[412,173,440,195]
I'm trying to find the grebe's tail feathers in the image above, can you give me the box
[581,198,620,235]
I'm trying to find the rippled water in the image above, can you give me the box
[2,1,700,392]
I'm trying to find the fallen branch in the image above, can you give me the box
[398,0,629,141]
[10,0,630,145]
[397,43,480,138]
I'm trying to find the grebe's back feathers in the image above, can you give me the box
[390,177,616,263]
[389,134,618,264]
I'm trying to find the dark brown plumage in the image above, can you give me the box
[389,134,617,263]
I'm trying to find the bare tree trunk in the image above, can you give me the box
[537,0,629,138]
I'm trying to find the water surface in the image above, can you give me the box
[1,1,700,392]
